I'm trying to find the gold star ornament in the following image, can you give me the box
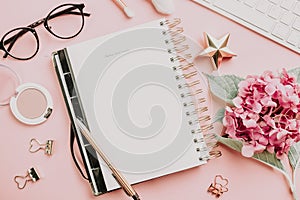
[199,33,236,70]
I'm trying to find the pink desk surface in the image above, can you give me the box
[1,0,300,200]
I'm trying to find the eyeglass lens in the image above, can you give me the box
[46,4,84,39]
[2,28,39,60]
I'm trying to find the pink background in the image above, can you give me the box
[1,0,300,200]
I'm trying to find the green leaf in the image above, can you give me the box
[205,74,244,104]
[253,151,284,171]
[286,142,300,199]
[217,136,284,171]
[217,135,243,152]
[213,108,225,123]
[287,67,300,84]
[217,135,300,200]
[288,142,300,170]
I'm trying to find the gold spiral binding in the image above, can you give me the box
[172,63,194,71]
[178,80,200,89]
[186,107,208,118]
[185,107,210,120]
[170,54,193,62]
[198,97,206,103]
[180,89,203,98]
[196,146,208,152]
[162,18,221,162]
[193,88,203,95]
[188,80,201,87]
[199,115,211,122]
[200,124,214,132]
[174,45,189,54]
[193,138,204,143]
[162,27,184,37]
[188,115,211,126]
[199,151,222,161]
[206,141,219,149]
[194,106,208,114]
[183,53,192,60]
[208,151,222,159]
[183,101,194,107]
[184,70,198,79]
[204,134,219,149]
[204,133,217,141]
[170,55,186,62]
[191,125,214,135]
[182,63,194,70]
[164,18,181,29]
[195,142,219,152]
[171,35,186,45]
[175,71,197,80]
[169,27,184,37]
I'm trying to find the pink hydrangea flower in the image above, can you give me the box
[223,69,300,159]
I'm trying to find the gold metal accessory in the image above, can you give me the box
[14,167,40,189]
[199,33,236,70]
[29,138,54,156]
[207,175,229,198]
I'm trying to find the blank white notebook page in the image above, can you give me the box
[66,19,207,191]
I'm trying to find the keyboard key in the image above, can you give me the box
[280,12,296,25]
[268,0,282,4]
[256,0,271,13]
[244,0,258,7]
[269,5,284,19]
[294,3,300,16]
[293,17,300,30]
[287,30,300,46]
[272,23,290,39]
[215,0,276,32]
[281,0,296,10]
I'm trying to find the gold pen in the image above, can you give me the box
[75,118,140,200]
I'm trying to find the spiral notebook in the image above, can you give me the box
[52,18,220,195]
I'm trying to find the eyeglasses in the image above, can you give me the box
[0,3,90,60]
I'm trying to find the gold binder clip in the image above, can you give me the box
[14,167,40,189]
[207,175,229,198]
[29,138,54,156]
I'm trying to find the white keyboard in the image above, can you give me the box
[191,0,300,54]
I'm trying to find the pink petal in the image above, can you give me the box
[252,102,262,113]
[276,152,284,159]
[248,113,260,121]
[258,136,268,146]
[243,119,257,128]
[232,97,243,108]
[267,146,275,154]
[238,80,250,88]
[265,83,276,95]
[253,142,266,153]
[242,144,255,157]
[225,106,233,112]
[260,97,277,107]
[277,129,288,140]
[263,115,276,128]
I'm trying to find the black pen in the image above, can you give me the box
[75,118,140,200]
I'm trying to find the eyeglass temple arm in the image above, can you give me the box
[3,8,90,58]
